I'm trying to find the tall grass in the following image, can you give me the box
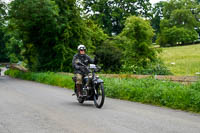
[5,69,200,112]
[103,77,200,112]
[159,44,200,76]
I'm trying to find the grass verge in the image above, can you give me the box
[5,69,74,89]
[5,69,200,112]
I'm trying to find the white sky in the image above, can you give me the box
[3,0,166,5]
[2,0,11,3]
[150,0,167,5]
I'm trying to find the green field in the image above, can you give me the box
[159,44,200,76]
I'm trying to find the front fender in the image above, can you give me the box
[97,78,104,84]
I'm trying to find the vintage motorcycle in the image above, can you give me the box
[72,61,105,108]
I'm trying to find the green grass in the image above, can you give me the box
[103,77,200,112]
[5,69,74,89]
[159,44,200,76]
[5,69,200,112]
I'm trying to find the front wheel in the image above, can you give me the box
[94,83,105,108]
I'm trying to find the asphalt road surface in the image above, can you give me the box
[0,76,200,133]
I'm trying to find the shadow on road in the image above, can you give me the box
[62,101,95,108]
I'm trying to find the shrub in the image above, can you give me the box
[121,58,172,75]
[189,81,200,92]
[95,39,123,72]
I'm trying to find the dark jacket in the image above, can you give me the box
[72,53,94,74]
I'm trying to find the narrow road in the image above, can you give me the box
[0,76,200,133]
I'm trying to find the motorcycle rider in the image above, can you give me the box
[72,44,94,98]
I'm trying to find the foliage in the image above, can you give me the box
[7,0,108,72]
[82,0,152,35]
[0,1,9,62]
[190,81,200,91]
[170,9,197,29]
[157,26,198,47]
[118,16,157,69]
[151,1,165,34]
[9,0,60,71]
[6,69,200,112]
[0,1,7,23]
[156,0,200,46]
[94,38,123,72]
[5,0,198,75]
[122,58,172,75]
[52,0,98,72]
[104,77,200,112]
[83,19,108,54]
[4,29,24,63]
[162,0,199,19]
[92,16,166,74]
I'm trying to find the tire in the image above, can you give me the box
[75,85,84,104]
[94,83,105,108]
[78,98,84,104]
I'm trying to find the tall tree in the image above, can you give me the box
[9,0,60,71]
[156,0,200,46]
[82,0,152,35]
[8,0,94,72]
[0,1,9,62]
[5,29,24,63]
[151,1,166,34]
[118,16,156,68]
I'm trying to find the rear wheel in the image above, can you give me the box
[77,97,84,103]
[94,83,105,108]
[75,86,84,104]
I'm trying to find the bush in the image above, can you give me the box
[95,39,123,72]
[189,81,200,92]
[138,60,171,75]
[121,58,171,75]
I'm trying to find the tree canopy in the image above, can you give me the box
[156,0,200,46]
[8,0,106,71]
[82,0,152,35]
[2,0,198,74]
[0,1,9,62]
[119,16,156,67]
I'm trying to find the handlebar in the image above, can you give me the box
[76,60,101,73]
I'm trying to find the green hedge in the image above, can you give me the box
[5,69,200,112]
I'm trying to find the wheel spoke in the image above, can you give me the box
[94,83,105,108]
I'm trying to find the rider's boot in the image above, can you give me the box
[77,84,83,98]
